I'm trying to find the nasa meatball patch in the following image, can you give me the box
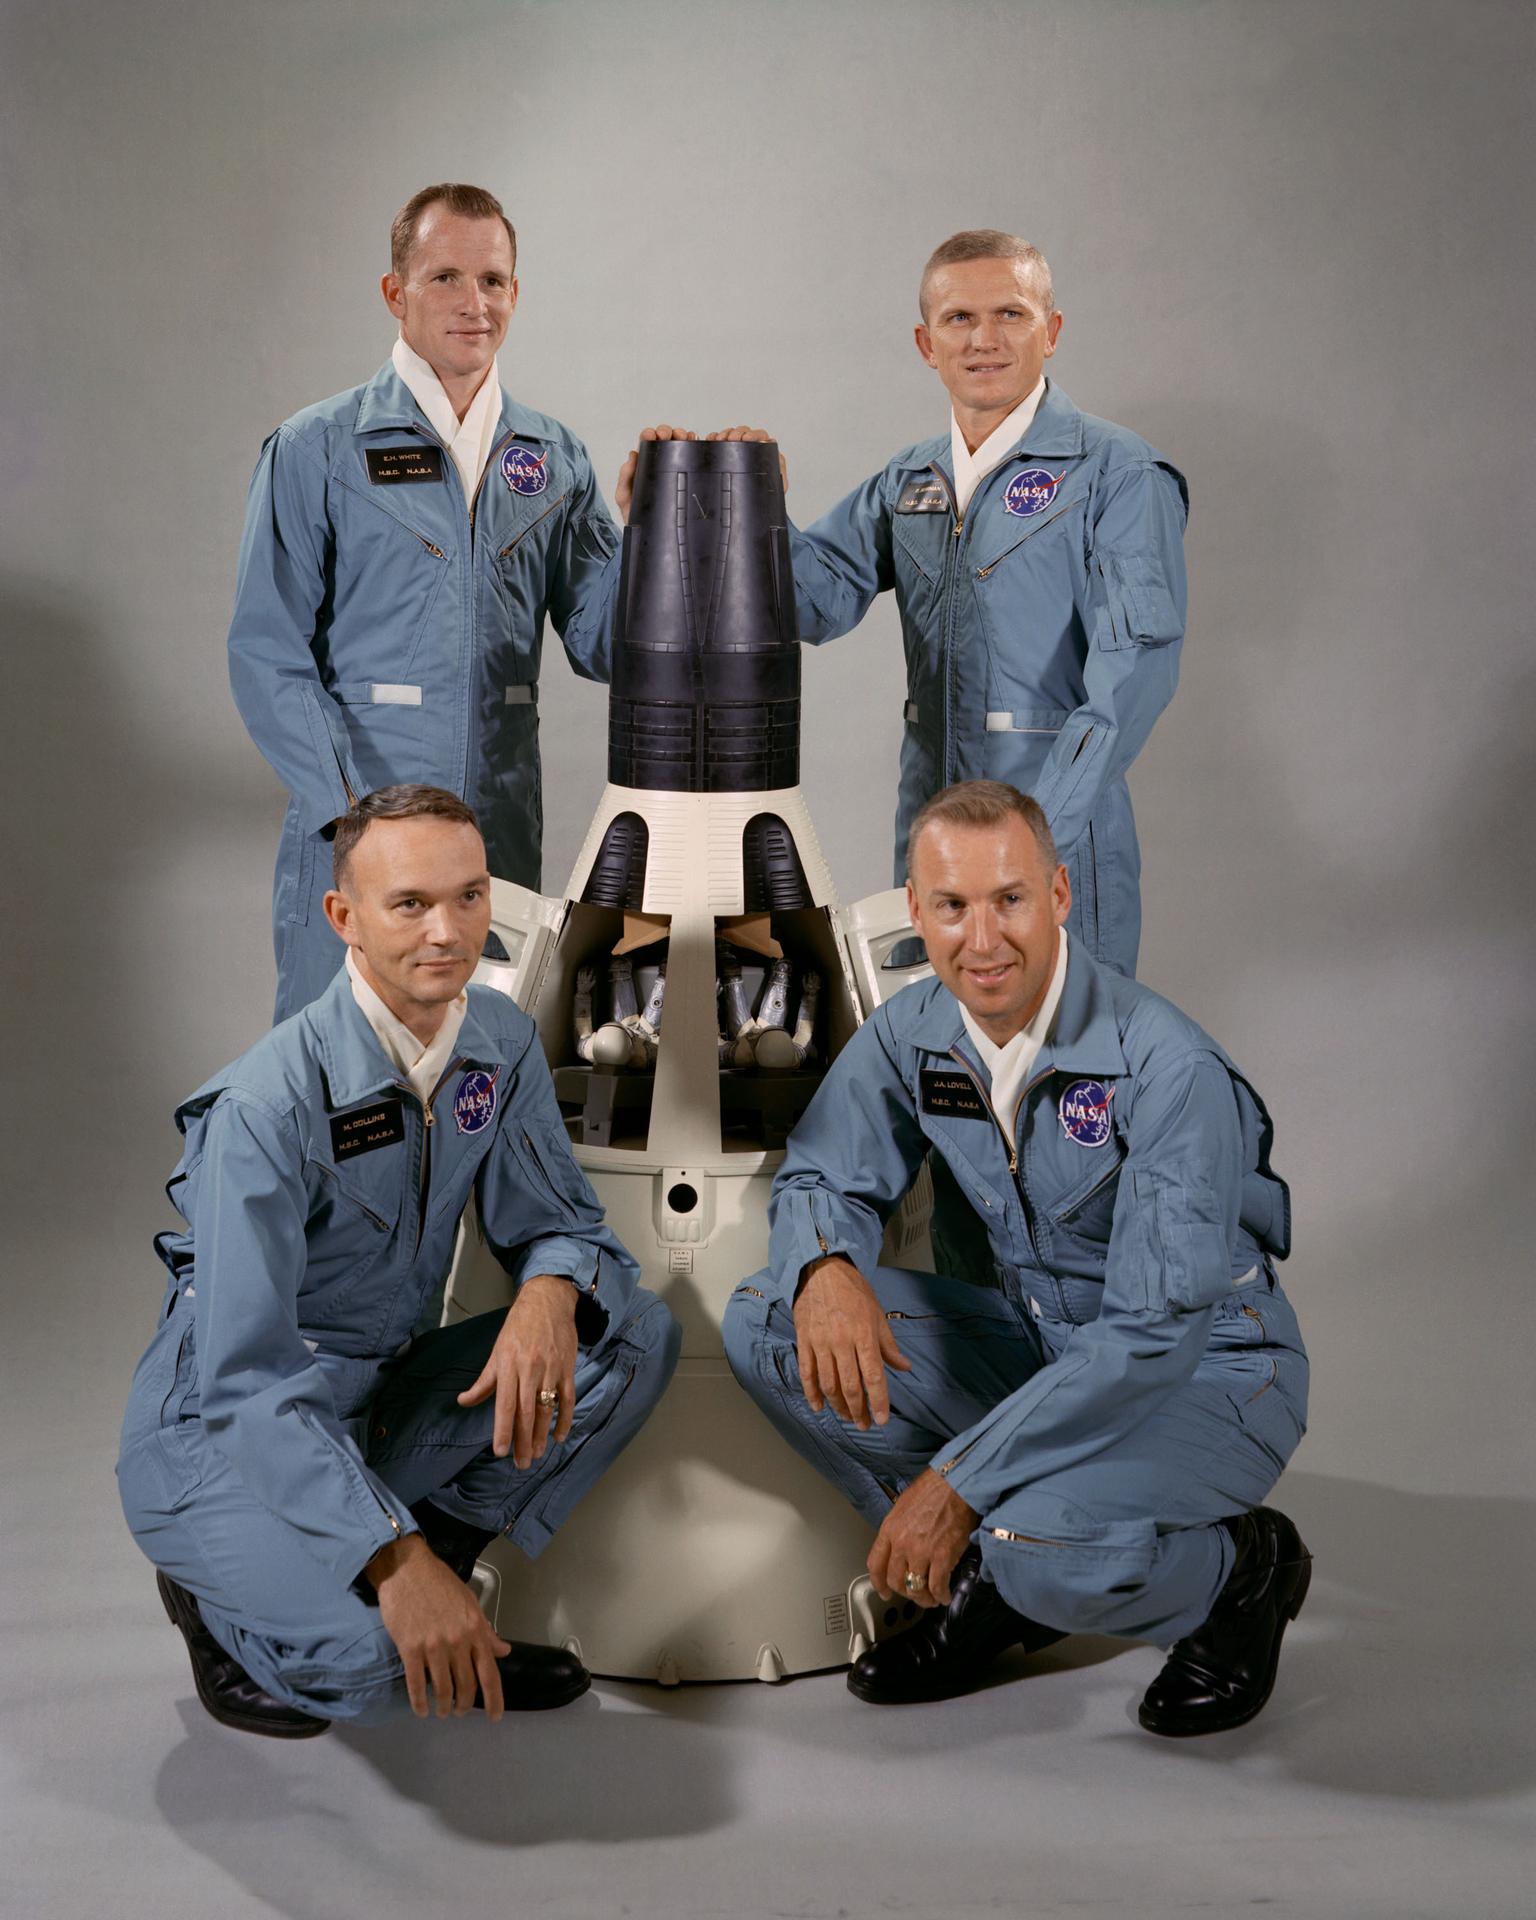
[453,1070,499,1134]
[501,444,550,496]
[1002,466,1063,518]
[1058,1078,1114,1148]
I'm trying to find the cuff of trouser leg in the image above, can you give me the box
[504,1505,557,1562]
[345,1512,422,1594]
[515,1241,611,1347]
[770,1205,877,1308]
[928,1431,1011,1513]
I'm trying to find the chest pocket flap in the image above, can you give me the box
[1049,1149,1124,1241]
[517,1119,600,1224]
[305,1152,401,1236]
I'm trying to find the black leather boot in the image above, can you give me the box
[847,1545,1066,1704]
[1138,1506,1312,1737]
[405,1503,592,1710]
[157,1573,329,1739]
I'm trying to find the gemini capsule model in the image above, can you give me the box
[445,438,934,1683]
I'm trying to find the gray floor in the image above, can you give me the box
[7,1197,1533,1920]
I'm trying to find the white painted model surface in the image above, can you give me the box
[445,784,935,1682]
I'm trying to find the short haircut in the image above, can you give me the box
[390,183,518,278]
[332,785,482,891]
[906,781,1059,880]
[919,230,1054,321]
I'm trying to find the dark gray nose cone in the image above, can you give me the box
[609,437,799,793]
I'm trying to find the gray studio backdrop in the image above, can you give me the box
[2,0,1530,1517]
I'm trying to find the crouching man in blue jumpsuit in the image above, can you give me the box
[118,787,678,1736]
[722,781,1310,1736]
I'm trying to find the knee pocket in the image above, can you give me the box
[721,1278,784,1388]
[620,1292,683,1403]
[981,1493,1158,1632]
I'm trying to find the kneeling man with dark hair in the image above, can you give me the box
[120,786,678,1734]
[723,780,1309,1735]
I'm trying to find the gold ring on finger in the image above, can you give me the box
[902,1571,924,1595]
[536,1388,560,1408]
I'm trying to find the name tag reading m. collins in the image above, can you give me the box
[330,1097,405,1161]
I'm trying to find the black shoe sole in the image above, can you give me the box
[1137,1553,1312,1738]
[157,1573,331,1740]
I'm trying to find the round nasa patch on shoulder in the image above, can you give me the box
[1003,467,1063,518]
[1058,1078,1114,1148]
[501,444,550,496]
[453,1070,499,1135]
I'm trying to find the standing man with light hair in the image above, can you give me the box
[229,184,623,1022]
[780,229,1189,982]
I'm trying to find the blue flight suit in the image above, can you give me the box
[228,362,621,1022]
[722,943,1306,1647]
[786,380,1188,978]
[118,971,678,1723]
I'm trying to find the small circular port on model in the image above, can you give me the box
[667,1182,699,1214]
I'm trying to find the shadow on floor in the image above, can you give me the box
[132,1466,1533,1915]
[1161,1469,1536,1802]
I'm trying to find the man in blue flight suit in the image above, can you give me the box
[118,787,678,1734]
[780,229,1188,982]
[229,183,623,1023]
[722,781,1310,1736]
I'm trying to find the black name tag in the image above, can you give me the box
[896,477,952,514]
[330,1098,405,1161]
[365,446,445,486]
[920,1069,989,1119]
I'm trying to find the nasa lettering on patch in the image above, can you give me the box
[330,1097,405,1161]
[501,444,550,496]
[920,1069,989,1120]
[895,477,951,514]
[453,1070,499,1135]
[1058,1078,1114,1148]
[1002,466,1064,518]
[364,446,445,486]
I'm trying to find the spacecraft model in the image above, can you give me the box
[446,438,932,1683]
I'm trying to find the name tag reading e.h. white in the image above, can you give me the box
[330,1098,405,1161]
[365,446,445,486]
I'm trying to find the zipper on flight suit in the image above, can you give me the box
[930,1049,1022,1473]
[941,1049,1074,1262]
[468,437,504,534]
[392,1061,465,1255]
[945,1047,1017,1177]
[461,428,566,810]
[928,1052,1069,1485]
[497,491,567,558]
[973,495,1082,579]
[927,464,967,787]
[400,423,509,804]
